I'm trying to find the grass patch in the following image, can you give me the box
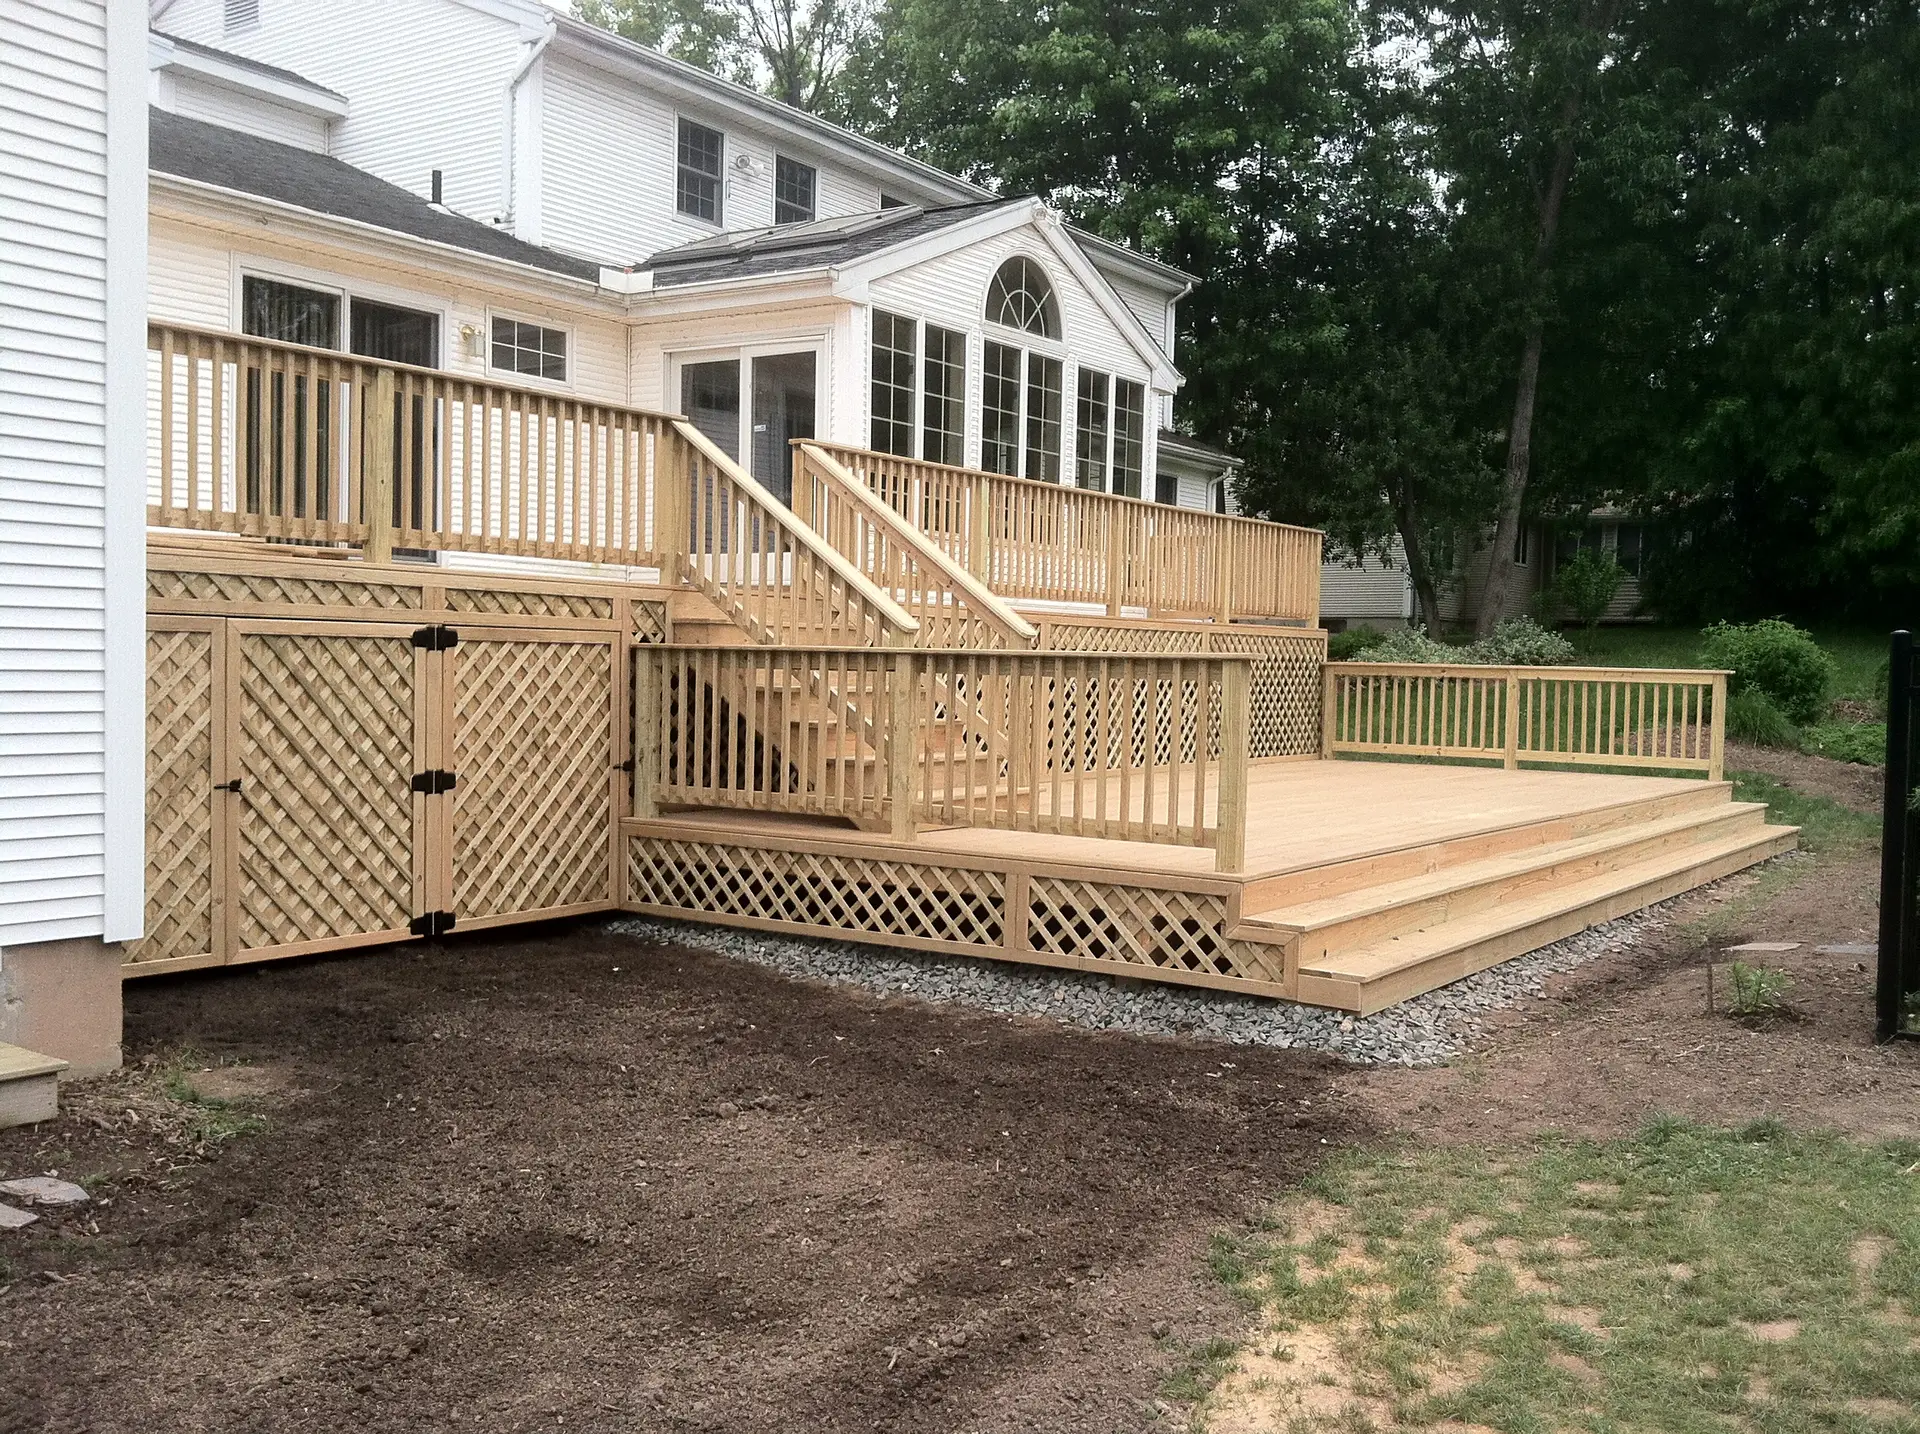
[1729,771,1878,854]
[1803,719,1889,765]
[1198,1121,1920,1434]
[161,1052,268,1147]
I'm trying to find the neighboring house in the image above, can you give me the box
[2,0,148,1074]
[1320,511,1651,632]
[137,0,1234,524]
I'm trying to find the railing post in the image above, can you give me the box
[363,367,396,564]
[1214,530,1234,626]
[1320,658,1337,760]
[633,646,661,819]
[1708,673,1727,783]
[1216,659,1250,873]
[790,444,812,530]
[1503,670,1521,771]
[969,474,993,584]
[1105,504,1126,618]
[888,651,917,841]
[655,426,691,586]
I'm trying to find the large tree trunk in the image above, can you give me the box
[1394,495,1444,633]
[1475,65,1600,636]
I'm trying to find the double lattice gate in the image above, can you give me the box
[132,615,624,973]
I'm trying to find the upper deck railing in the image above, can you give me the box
[806,443,1323,625]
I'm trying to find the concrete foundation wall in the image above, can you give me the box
[0,938,124,1078]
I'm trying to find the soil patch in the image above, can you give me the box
[0,931,1359,1434]
[1725,741,1883,813]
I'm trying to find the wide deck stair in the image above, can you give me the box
[1231,785,1796,1013]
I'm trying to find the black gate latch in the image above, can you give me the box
[411,624,460,651]
[409,911,457,937]
[411,769,458,795]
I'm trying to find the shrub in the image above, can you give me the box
[1467,616,1577,666]
[1726,962,1793,1018]
[1700,619,1833,724]
[1367,626,1462,664]
[1327,625,1388,661]
[1725,687,1800,747]
[1549,549,1627,632]
[1800,720,1888,765]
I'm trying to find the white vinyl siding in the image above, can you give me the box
[1321,547,1415,625]
[159,71,330,151]
[2,0,144,946]
[152,0,521,221]
[1101,268,1176,360]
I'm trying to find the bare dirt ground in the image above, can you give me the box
[0,934,1358,1434]
[4,751,1910,1433]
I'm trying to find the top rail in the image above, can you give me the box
[1324,661,1728,780]
[795,441,1037,649]
[808,441,1323,625]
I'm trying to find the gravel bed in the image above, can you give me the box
[607,864,1780,1066]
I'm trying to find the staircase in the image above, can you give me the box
[1227,784,1797,1013]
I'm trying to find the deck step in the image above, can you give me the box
[0,1043,67,1130]
[1244,803,1771,962]
[1293,821,1798,1014]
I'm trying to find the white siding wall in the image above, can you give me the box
[148,214,631,403]
[152,0,525,221]
[2,0,145,947]
[867,227,1164,481]
[540,53,893,263]
[626,299,854,431]
[156,70,330,151]
[1321,547,1414,625]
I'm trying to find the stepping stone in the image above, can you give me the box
[0,1176,89,1207]
[1816,943,1876,957]
[1724,942,1802,954]
[0,1202,38,1230]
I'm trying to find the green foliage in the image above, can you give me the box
[1701,619,1834,724]
[577,0,866,110]
[1546,549,1626,631]
[1726,962,1793,1018]
[1800,719,1888,765]
[1367,625,1462,664]
[1729,772,1879,855]
[1469,616,1576,666]
[1725,687,1801,748]
[1327,625,1389,661]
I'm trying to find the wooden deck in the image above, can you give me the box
[625,761,1797,1013]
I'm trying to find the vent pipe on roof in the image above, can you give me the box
[431,169,443,206]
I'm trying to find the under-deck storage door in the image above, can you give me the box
[125,617,224,971]
[230,621,425,962]
[444,627,620,928]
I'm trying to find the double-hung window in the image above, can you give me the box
[870,310,916,456]
[774,155,816,224]
[676,118,724,224]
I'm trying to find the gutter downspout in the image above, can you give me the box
[502,14,557,231]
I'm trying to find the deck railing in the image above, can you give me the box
[635,644,1253,869]
[794,442,1037,649]
[807,442,1322,624]
[147,322,918,647]
[1323,662,1727,780]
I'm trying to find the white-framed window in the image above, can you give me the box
[981,340,1023,476]
[1024,355,1062,483]
[870,309,916,455]
[986,256,1059,338]
[490,316,568,383]
[1113,380,1145,498]
[676,117,724,224]
[1513,524,1531,565]
[922,325,966,466]
[242,274,340,348]
[1075,368,1110,491]
[774,155,816,225]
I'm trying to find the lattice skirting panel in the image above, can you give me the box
[623,829,1295,999]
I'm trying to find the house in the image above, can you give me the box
[138,0,1236,530]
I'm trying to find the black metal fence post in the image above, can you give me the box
[1877,630,1913,1042]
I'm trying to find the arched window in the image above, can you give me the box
[985,257,1059,339]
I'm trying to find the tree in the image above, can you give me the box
[577,0,871,112]
[1545,548,1625,640]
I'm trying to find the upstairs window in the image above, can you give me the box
[774,155,816,225]
[1112,380,1145,498]
[922,325,966,466]
[981,341,1023,476]
[986,256,1058,339]
[491,317,568,382]
[1075,369,1110,491]
[1024,355,1062,484]
[870,310,916,456]
[676,118,724,224]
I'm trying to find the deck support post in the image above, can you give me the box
[887,651,917,841]
[1319,659,1336,760]
[1216,659,1250,873]
[363,367,396,565]
[1503,671,1521,771]
[969,475,992,584]
[633,647,660,819]
[1708,673,1727,783]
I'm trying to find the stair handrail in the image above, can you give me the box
[668,419,920,646]
[796,441,1038,649]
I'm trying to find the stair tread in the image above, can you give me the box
[1249,803,1769,932]
[1302,822,1797,984]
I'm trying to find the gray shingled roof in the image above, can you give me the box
[150,109,604,284]
[643,200,1019,288]
[151,31,348,101]
[1159,428,1240,465]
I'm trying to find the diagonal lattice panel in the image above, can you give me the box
[452,639,614,919]
[236,632,416,950]
[1210,629,1323,758]
[628,838,1005,947]
[126,627,217,966]
[148,568,420,611]
[1026,876,1282,983]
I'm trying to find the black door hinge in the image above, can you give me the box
[410,769,458,795]
[409,911,457,937]
[214,778,243,794]
[618,758,636,773]
[411,624,460,651]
